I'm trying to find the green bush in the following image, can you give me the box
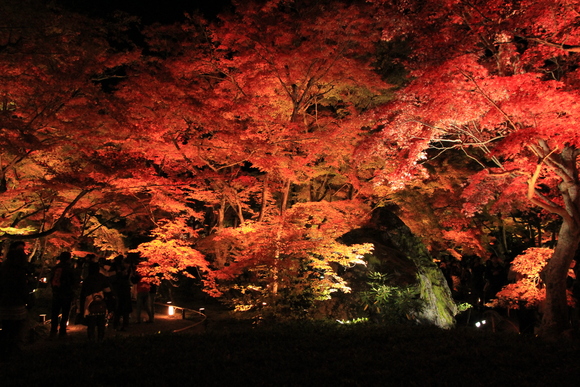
[360,272,425,324]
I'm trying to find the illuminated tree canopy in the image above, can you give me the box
[368,0,580,335]
[0,3,148,253]
[1,0,580,333]
[116,0,389,317]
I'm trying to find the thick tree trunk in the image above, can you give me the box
[530,144,580,337]
[540,219,580,336]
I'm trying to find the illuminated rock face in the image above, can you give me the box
[341,207,457,328]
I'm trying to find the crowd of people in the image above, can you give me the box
[0,241,157,360]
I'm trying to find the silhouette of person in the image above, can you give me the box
[0,241,30,360]
[484,256,507,302]
[148,282,157,323]
[133,273,154,323]
[49,251,77,338]
[80,253,99,280]
[80,262,113,342]
[470,258,486,308]
[110,255,133,331]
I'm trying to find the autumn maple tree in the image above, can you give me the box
[201,202,373,317]
[134,218,211,284]
[0,0,474,323]
[0,1,178,265]
[108,0,394,317]
[491,247,552,309]
[369,0,580,335]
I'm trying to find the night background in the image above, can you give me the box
[54,0,232,23]
[1,0,580,384]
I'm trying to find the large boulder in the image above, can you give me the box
[340,207,458,328]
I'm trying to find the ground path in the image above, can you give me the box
[23,303,212,353]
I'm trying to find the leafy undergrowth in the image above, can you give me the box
[2,323,579,386]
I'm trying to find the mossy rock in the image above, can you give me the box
[339,207,457,328]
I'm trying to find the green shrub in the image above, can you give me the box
[360,272,425,324]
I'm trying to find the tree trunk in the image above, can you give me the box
[280,179,291,216]
[530,144,580,337]
[258,176,269,222]
[272,179,291,297]
[540,219,580,336]
[217,197,226,229]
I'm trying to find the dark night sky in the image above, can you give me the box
[56,0,232,23]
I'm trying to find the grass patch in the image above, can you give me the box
[2,323,579,386]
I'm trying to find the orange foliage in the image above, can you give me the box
[201,201,373,313]
[491,248,551,309]
[133,219,211,286]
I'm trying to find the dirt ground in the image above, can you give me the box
[21,300,237,353]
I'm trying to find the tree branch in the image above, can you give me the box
[2,189,91,240]
[526,153,572,223]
